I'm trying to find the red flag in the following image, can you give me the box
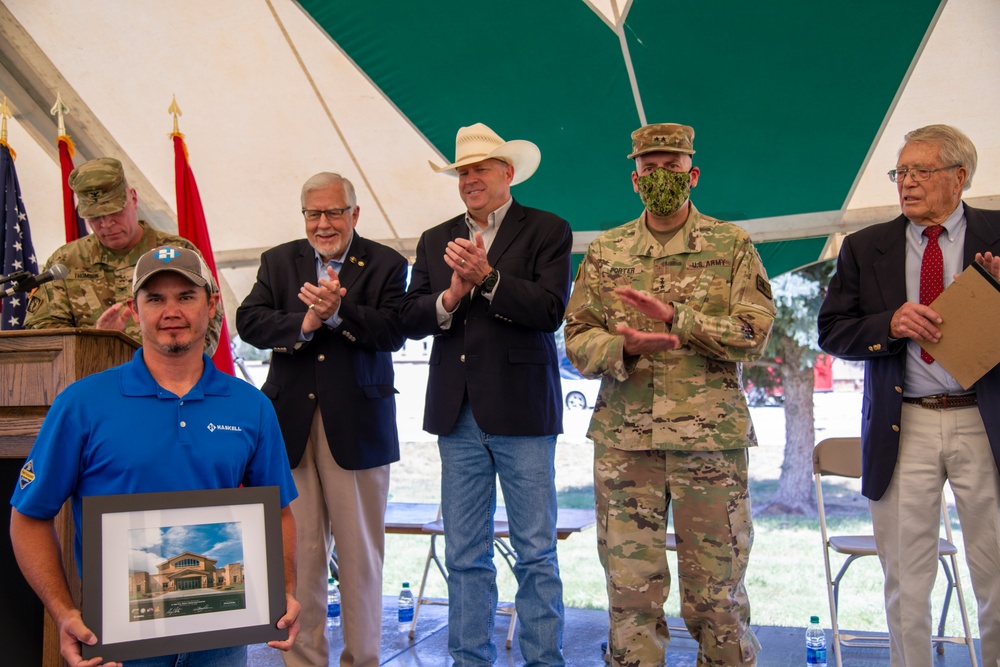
[172,132,235,374]
[57,135,88,242]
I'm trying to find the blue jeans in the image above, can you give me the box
[438,401,565,666]
[123,646,246,667]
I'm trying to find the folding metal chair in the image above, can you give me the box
[813,437,977,667]
[408,505,518,648]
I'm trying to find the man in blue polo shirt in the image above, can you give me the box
[10,245,300,667]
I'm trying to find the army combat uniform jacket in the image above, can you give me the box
[564,204,775,452]
[25,221,222,354]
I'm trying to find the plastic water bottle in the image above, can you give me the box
[397,582,414,634]
[326,578,341,629]
[806,615,827,667]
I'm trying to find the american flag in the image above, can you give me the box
[0,142,39,330]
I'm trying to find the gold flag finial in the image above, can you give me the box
[168,94,182,135]
[1,95,10,144]
[50,92,70,137]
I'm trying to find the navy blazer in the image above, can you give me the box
[400,200,573,437]
[817,204,1000,500]
[236,234,407,470]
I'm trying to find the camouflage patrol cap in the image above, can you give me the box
[628,123,696,159]
[68,157,129,218]
[133,246,217,295]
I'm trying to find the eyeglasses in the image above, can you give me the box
[302,207,352,221]
[887,165,960,183]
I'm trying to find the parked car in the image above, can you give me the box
[561,376,601,410]
[557,325,601,410]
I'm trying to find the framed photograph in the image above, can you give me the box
[81,486,286,662]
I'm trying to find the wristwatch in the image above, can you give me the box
[480,268,499,294]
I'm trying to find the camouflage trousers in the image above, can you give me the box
[594,443,760,667]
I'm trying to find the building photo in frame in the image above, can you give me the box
[127,521,247,622]
[82,487,286,662]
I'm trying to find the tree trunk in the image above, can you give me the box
[756,339,817,516]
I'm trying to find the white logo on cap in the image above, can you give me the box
[156,247,180,263]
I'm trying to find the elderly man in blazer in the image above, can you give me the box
[236,172,407,667]
[400,123,572,666]
[819,124,1000,667]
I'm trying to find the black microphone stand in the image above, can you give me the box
[0,270,31,285]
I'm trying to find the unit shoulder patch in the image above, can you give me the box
[19,460,35,489]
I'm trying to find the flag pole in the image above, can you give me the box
[168,94,182,136]
[51,93,86,242]
[1,96,8,142]
[50,92,68,137]
[0,96,15,158]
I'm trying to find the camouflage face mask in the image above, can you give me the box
[636,168,691,217]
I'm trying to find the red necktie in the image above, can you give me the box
[919,225,945,363]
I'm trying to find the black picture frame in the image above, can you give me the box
[81,486,285,662]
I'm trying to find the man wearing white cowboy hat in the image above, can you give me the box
[401,123,572,666]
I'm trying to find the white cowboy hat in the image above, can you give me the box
[429,122,541,185]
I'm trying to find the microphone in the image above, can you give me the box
[3,264,69,297]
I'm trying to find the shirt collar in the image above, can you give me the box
[120,348,230,399]
[632,203,702,257]
[907,203,965,244]
[465,197,513,232]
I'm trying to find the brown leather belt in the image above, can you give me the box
[902,393,978,410]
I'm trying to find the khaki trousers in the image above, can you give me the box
[282,408,390,667]
[871,403,1000,667]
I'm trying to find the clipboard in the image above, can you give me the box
[920,261,1000,389]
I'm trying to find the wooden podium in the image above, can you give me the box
[0,329,138,456]
[0,329,138,667]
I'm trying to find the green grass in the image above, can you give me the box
[382,440,980,638]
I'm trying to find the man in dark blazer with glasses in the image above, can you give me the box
[819,124,1000,667]
[237,172,406,667]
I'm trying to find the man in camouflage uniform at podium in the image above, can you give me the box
[564,123,775,666]
[24,157,221,353]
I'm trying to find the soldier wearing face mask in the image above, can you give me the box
[563,123,775,667]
